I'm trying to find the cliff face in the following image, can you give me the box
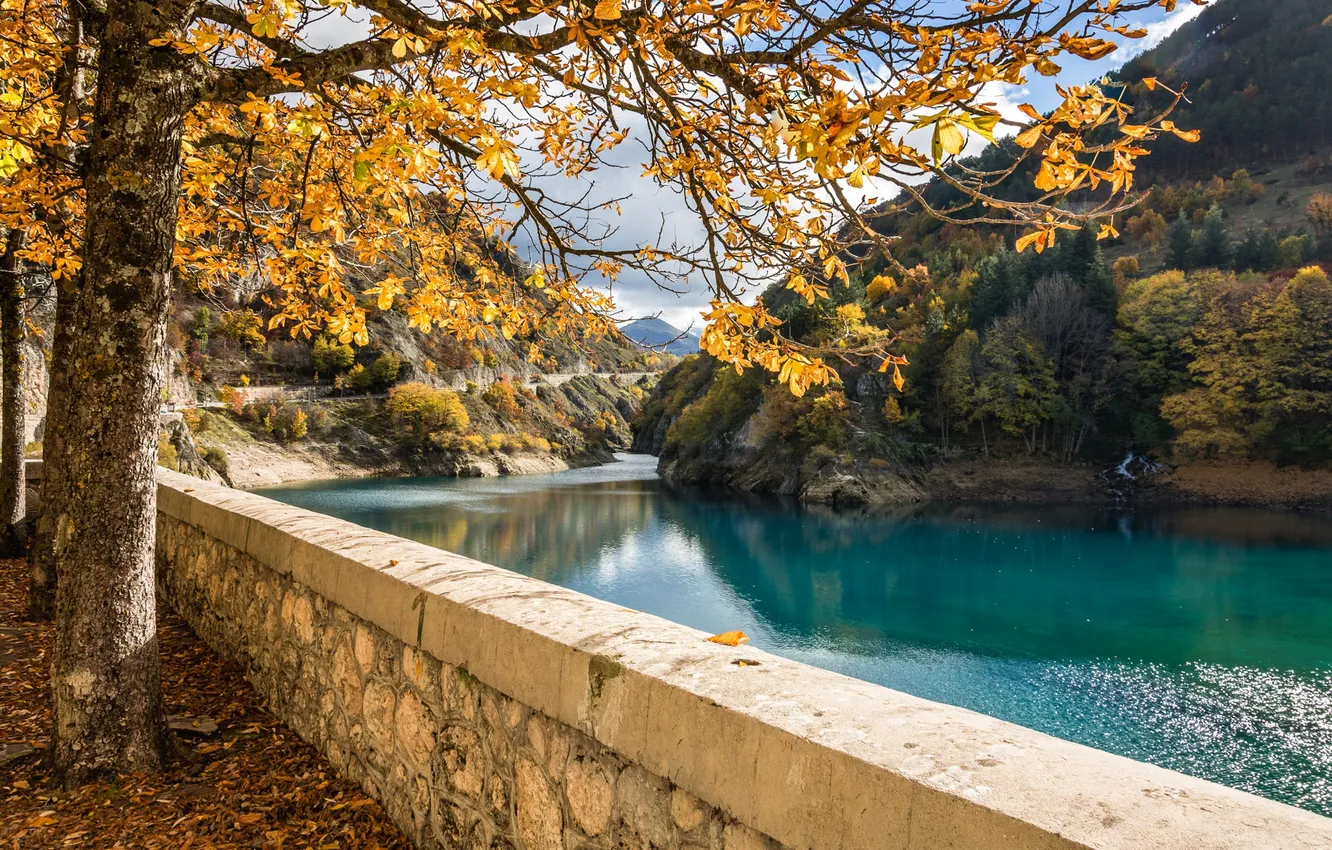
[632,354,943,507]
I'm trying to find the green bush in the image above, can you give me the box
[348,363,371,391]
[369,352,402,389]
[190,306,211,348]
[664,366,762,455]
[201,446,230,478]
[313,336,355,375]
[795,391,849,450]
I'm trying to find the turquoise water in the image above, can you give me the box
[257,454,1332,814]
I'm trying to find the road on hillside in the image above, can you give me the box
[165,370,659,411]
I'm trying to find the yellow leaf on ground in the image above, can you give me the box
[706,630,750,647]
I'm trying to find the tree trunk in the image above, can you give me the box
[28,6,91,620]
[27,284,71,621]
[48,6,196,785]
[0,229,26,557]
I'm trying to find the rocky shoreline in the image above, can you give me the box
[651,443,1332,513]
[207,429,620,490]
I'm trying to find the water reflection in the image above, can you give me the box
[259,455,1332,813]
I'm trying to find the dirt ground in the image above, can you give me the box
[0,558,410,850]
[1160,460,1332,510]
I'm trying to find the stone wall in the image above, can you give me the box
[153,469,1332,850]
[157,515,763,850]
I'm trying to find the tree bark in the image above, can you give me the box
[26,0,89,621]
[48,5,197,786]
[0,229,27,558]
[27,284,71,621]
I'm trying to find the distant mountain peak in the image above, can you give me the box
[620,318,701,356]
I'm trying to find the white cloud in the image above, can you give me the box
[1119,2,1207,61]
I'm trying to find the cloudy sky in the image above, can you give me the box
[301,0,1208,333]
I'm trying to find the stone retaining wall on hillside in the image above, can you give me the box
[151,468,1332,850]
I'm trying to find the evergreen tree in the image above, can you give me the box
[1192,204,1233,269]
[969,249,1024,331]
[1167,213,1195,271]
[1082,249,1117,319]
[1058,225,1100,283]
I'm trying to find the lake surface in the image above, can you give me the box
[257,454,1332,814]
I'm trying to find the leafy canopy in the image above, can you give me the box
[2,0,1196,395]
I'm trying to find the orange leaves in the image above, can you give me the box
[1033,55,1062,77]
[246,12,282,39]
[1015,226,1065,255]
[774,353,837,398]
[912,110,1000,166]
[1061,35,1118,61]
[877,353,910,394]
[787,272,829,305]
[390,35,428,59]
[1160,120,1201,143]
[593,0,623,20]
[1015,124,1044,150]
[706,630,749,647]
[475,137,521,181]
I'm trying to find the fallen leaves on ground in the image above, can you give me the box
[0,557,411,849]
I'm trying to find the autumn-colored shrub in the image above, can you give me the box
[1112,255,1140,283]
[218,385,246,416]
[386,382,469,444]
[217,309,267,350]
[157,434,179,470]
[1125,209,1167,246]
[312,336,355,375]
[482,377,521,417]
[1307,193,1332,236]
[287,408,309,441]
[865,274,896,303]
[481,432,552,453]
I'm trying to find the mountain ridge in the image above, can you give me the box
[620,317,701,356]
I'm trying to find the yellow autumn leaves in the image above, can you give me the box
[912,111,1001,167]
[3,0,1196,402]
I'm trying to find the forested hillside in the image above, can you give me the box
[634,0,1332,506]
[1115,0,1332,175]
